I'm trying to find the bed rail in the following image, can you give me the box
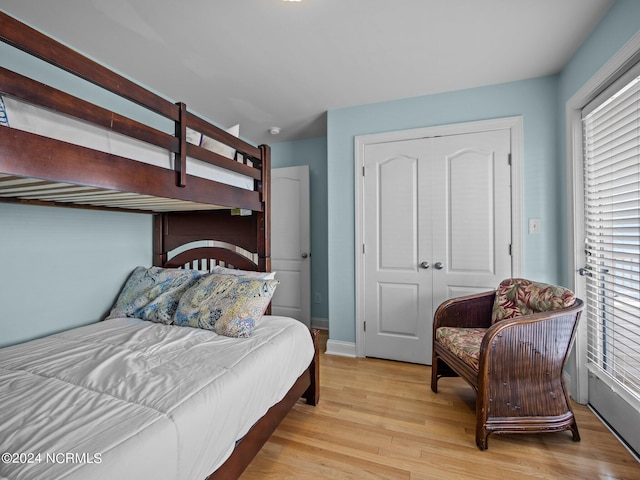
[0,11,269,214]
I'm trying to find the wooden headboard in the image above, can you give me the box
[154,209,271,272]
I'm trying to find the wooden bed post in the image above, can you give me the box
[152,214,168,267]
[258,144,271,273]
[303,329,320,406]
[175,102,187,188]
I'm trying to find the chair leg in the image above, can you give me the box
[430,357,439,393]
[476,400,489,450]
[475,417,489,450]
[570,418,581,442]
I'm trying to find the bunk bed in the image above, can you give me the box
[0,11,319,480]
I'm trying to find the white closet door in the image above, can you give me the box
[363,130,512,364]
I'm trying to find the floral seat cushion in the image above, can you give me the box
[491,278,576,324]
[435,327,488,371]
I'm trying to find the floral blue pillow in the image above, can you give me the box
[107,266,202,324]
[0,96,9,127]
[174,273,278,337]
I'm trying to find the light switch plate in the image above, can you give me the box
[529,218,541,234]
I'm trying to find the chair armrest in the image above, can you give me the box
[433,290,495,330]
[478,299,584,378]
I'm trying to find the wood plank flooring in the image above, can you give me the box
[241,331,639,479]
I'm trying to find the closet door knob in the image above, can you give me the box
[434,262,444,270]
[301,253,309,259]
[420,261,430,269]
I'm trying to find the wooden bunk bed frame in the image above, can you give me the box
[0,11,319,480]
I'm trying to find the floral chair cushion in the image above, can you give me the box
[435,327,488,370]
[491,278,576,324]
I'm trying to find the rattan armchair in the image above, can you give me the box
[431,278,584,450]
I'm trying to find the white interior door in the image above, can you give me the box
[271,166,311,327]
[363,130,512,364]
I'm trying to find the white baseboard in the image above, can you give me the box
[310,317,328,330]
[325,339,357,358]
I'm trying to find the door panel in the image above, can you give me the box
[446,285,491,299]
[379,283,419,336]
[448,148,495,272]
[379,155,419,270]
[271,270,301,317]
[363,130,512,364]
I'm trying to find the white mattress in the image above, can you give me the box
[1,96,253,190]
[0,316,313,480]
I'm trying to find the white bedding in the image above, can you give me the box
[1,96,253,190]
[0,316,313,480]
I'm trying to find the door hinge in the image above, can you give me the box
[364,321,366,332]
[362,165,365,176]
[363,244,366,254]
[509,244,512,256]
[508,153,512,166]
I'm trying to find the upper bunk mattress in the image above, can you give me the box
[0,315,313,480]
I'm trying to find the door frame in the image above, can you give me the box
[565,31,640,404]
[354,116,524,358]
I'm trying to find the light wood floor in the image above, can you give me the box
[241,331,639,479]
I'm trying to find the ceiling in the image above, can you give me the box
[0,0,614,145]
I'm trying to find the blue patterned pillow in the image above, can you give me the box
[107,266,202,324]
[174,273,278,337]
[0,96,9,127]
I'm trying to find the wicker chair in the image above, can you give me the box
[431,278,584,450]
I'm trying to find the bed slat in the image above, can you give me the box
[165,247,259,272]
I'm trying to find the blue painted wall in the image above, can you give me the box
[559,0,640,102]
[271,137,329,320]
[0,204,151,347]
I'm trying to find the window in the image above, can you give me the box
[582,66,640,403]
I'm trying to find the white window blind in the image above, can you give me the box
[582,68,640,403]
